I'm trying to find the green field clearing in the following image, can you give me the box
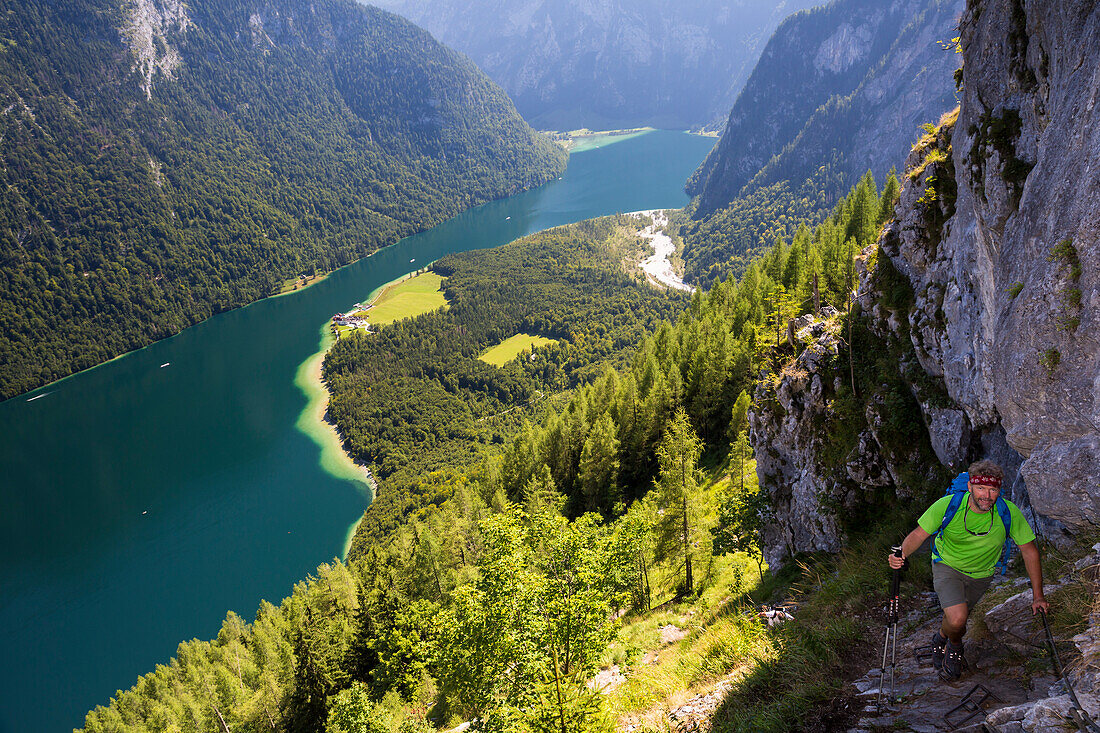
[359,272,448,326]
[478,334,558,367]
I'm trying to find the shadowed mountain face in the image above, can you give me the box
[363,0,820,130]
[0,0,565,399]
[688,0,963,218]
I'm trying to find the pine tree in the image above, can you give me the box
[879,168,901,225]
[728,390,751,445]
[501,421,540,500]
[730,431,752,493]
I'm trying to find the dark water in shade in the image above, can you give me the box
[0,130,714,732]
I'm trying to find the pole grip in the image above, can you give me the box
[890,545,903,595]
[887,545,903,623]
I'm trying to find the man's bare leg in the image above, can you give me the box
[941,602,968,644]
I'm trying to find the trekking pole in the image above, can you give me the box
[878,545,903,709]
[1039,608,1100,733]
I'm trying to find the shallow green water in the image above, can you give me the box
[0,130,713,732]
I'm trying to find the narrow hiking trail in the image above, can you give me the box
[848,586,1056,732]
[849,553,1100,733]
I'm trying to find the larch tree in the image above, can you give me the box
[653,408,704,596]
[578,412,620,514]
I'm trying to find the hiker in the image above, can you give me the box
[887,459,1049,681]
[758,605,794,628]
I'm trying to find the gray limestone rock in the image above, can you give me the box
[925,406,971,469]
[870,0,1100,538]
[1018,434,1100,533]
[982,585,1058,655]
[750,326,850,568]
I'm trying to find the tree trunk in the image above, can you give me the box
[211,703,232,733]
[682,494,692,596]
[552,647,567,733]
[847,240,856,394]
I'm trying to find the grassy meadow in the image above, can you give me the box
[478,333,558,367]
[361,271,448,326]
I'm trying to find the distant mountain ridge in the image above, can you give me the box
[0,0,565,399]
[688,0,963,217]
[363,0,820,130]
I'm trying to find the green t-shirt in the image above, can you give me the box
[917,493,1036,578]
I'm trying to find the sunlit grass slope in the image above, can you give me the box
[362,272,448,326]
[478,334,558,367]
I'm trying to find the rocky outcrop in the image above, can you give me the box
[749,325,848,567]
[122,0,189,99]
[747,307,938,568]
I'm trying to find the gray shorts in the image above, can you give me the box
[932,562,994,610]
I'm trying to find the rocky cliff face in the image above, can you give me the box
[688,0,963,218]
[751,0,1099,566]
[122,0,190,99]
[910,0,1100,533]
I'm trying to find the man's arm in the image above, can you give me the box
[1018,541,1049,614]
[887,527,931,569]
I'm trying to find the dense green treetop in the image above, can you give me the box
[323,215,687,546]
[0,0,564,399]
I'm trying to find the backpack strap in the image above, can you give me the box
[931,491,967,565]
[994,496,1015,575]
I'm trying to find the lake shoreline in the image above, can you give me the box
[294,266,427,559]
[546,126,655,152]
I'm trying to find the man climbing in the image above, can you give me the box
[888,459,1049,681]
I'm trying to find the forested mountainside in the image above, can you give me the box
[338,175,897,554]
[326,215,690,545]
[0,0,564,399]
[689,0,961,216]
[679,0,962,287]
[81,178,898,732]
[363,0,819,130]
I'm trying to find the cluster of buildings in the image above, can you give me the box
[331,311,370,331]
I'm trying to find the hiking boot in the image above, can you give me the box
[940,640,965,681]
[930,631,947,672]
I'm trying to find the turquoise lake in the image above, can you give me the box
[0,130,714,732]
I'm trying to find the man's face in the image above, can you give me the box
[969,481,1001,512]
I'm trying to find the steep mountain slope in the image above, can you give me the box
[0,0,565,399]
[687,0,963,218]
[363,0,820,130]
